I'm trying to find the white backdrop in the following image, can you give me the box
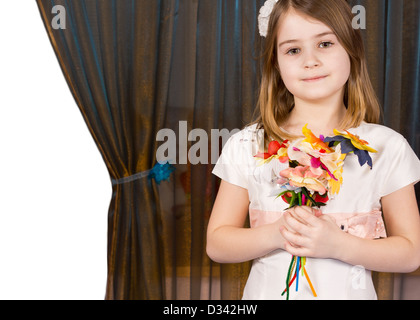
[0,1,109,299]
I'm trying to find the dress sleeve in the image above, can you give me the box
[379,136,420,197]
[212,132,250,190]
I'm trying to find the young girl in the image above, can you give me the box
[207,0,420,300]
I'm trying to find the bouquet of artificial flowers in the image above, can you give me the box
[255,125,377,299]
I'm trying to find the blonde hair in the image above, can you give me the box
[253,0,381,144]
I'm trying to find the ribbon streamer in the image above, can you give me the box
[282,256,317,299]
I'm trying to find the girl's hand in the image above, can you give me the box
[280,206,344,259]
[271,208,312,251]
[273,206,322,251]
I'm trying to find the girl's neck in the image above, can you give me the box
[282,97,347,137]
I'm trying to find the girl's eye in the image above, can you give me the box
[319,41,333,49]
[286,48,301,56]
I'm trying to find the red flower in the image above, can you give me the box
[255,140,289,162]
[314,192,329,204]
[281,192,293,204]
[268,141,281,155]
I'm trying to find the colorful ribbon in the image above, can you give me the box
[282,256,317,300]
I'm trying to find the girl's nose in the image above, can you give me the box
[303,51,321,69]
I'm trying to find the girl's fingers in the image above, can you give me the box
[286,207,309,226]
[313,208,323,217]
[293,206,320,227]
[320,214,336,224]
[280,225,307,248]
[284,211,311,235]
[284,241,308,257]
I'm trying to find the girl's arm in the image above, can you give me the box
[340,184,420,273]
[281,184,420,273]
[206,180,286,264]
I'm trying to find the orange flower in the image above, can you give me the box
[302,124,334,153]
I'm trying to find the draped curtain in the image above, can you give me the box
[348,0,420,299]
[37,0,180,299]
[37,0,419,300]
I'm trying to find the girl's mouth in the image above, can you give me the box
[302,75,328,82]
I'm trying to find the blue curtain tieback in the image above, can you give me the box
[112,162,175,185]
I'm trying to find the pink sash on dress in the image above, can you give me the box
[249,208,386,240]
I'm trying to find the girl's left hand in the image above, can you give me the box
[280,206,345,259]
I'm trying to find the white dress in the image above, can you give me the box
[212,122,420,300]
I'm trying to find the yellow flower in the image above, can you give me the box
[328,167,343,195]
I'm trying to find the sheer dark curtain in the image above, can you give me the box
[36,0,264,300]
[36,0,179,299]
[348,0,420,299]
[37,0,419,300]
[165,0,265,299]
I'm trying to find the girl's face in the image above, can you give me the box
[276,9,351,104]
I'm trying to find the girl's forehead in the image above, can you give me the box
[277,9,334,42]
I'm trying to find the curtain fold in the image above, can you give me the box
[36,0,178,299]
[37,0,419,300]
[349,0,420,146]
[349,0,420,299]
[190,0,263,299]
[163,0,265,299]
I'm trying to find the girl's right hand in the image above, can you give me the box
[276,206,322,250]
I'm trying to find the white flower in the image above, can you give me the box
[258,0,279,37]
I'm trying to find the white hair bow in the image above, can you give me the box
[258,0,279,37]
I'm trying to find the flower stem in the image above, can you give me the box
[302,188,317,207]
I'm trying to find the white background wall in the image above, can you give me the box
[0,1,109,299]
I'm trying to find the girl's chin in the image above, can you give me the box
[294,94,337,103]
[292,88,346,104]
